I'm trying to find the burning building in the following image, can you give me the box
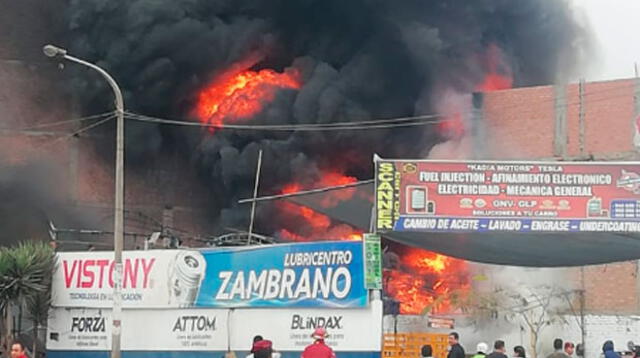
[0,0,594,317]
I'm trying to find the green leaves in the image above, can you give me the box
[0,242,55,312]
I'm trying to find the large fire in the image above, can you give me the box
[478,46,513,92]
[195,66,301,131]
[384,248,470,315]
[278,174,469,315]
[278,172,362,241]
[196,62,470,315]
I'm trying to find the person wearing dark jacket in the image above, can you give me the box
[421,345,434,358]
[447,332,466,358]
[486,340,508,358]
[603,340,621,358]
[547,339,569,358]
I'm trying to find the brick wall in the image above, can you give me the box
[482,78,640,314]
[483,78,638,159]
[571,263,640,314]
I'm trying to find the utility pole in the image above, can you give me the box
[247,149,263,245]
[43,45,125,358]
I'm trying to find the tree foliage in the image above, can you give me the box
[0,242,55,355]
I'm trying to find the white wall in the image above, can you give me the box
[384,314,639,358]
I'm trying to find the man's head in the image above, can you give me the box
[448,332,459,346]
[253,340,273,358]
[11,342,25,358]
[477,342,488,354]
[312,327,328,341]
[554,339,564,351]
[494,340,505,353]
[250,335,264,353]
[421,345,433,358]
[565,342,575,356]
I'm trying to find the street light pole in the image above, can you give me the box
[43,45,125,358]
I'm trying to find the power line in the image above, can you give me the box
[124,80,640,132]
[125,111,446,127]
[35,115,115,150]
[124,111,449,131]
[1,111,115,132]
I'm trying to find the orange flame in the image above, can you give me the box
[385,248,470,314]
[478,44,513,92]
[278,172,361,241]
[438,112,466,139]
[478,72,513,92]
[195,67,300,132]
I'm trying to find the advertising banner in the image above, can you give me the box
[363,234,382,290]
[195,240,368,308]
[52,241,367,308]
[51,250,208,308]
[229,300,383,352]
[46,308,229,351]
[375,158,640,233]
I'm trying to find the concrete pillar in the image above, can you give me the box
[554,84,568,158]
[579,79,586,157]
[471,92,486,159]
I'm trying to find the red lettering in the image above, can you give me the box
[96,260,109,289]
[76,260,83,287]
[123,259,139,288]
[141,258,155,288]
[63,260,79,288]
[81,260,95,288]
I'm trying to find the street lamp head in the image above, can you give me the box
[43,44,67,58]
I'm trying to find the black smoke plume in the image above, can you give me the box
[63,0,588,235]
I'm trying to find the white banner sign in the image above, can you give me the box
[51,250,207,308]
[47,308,229,351]
[47,302,382,352]
[229,300,382,352]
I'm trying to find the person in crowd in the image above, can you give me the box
[486,340,508,358]
[421,345,434,358]
[514,346,526,358]
[253,340,274,358]
[246,336,264,358]
[10,342,28,358]
[447,332,466,358]
[472,342,489,358]
[603,340,621,358]
[575,343,584,358]
[302,327,335,358]
[547,339,569,358]
[565,342,575,357]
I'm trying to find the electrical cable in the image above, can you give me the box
[35,115,115,151]
[124,111,448,131]
[0,111,115,132]
[123,80,640,132]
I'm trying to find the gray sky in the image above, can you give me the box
[574,0,640,81]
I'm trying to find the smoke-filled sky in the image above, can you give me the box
[0,0,592,240]
[60,0,591,234]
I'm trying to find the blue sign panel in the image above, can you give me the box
[195,241,368,308]
[395,216,640,232]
